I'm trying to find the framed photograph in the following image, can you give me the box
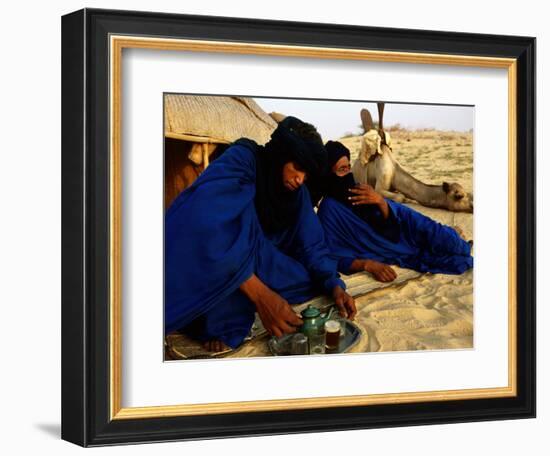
[61,8,535,447]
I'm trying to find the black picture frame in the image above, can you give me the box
[62,7,536,447]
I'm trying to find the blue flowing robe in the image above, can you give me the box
[165,143,345,348]
[317,197,473,275]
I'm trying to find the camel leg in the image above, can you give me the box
[379,190,406,203]
[376,182,416,204]
[374,178,406,203]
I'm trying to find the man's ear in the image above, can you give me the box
[442,182,450,193]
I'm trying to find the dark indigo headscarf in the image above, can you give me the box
[308,140,352,208]
[322,141,355,206]
[254,116,327,233]
[326,140,351,170]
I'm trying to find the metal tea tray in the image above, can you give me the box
[268,320,362,356]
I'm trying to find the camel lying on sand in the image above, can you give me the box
[352,103,473,213]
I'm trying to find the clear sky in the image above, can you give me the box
[254,97,474,141]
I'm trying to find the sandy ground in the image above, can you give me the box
[166,129,474,360]
[347,268,473,353]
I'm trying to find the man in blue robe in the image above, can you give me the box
[315,141,473,281]
[165,118,356,351]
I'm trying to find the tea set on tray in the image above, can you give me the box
[268,304,361,356]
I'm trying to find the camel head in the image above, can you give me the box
[442,182,474,213]
[359,105,393,165]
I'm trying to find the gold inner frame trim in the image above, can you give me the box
[109,35,518,421]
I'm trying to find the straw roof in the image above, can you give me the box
[164,95,278,145]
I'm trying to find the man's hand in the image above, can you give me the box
[255,288,303,338]
[332,286,357,320]
[348,183,383,205]
[363,259,397,282]
[240,274,302,338]
[348,183,389,219]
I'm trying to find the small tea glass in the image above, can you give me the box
[291,333,309,355]
[309,332,326,355]
[331,313,348,339]
[324,320,341,351]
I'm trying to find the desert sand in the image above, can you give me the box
[165,128,474,359]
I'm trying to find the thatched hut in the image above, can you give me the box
[164,95,277,208]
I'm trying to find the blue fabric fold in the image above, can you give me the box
[317,197,473,275]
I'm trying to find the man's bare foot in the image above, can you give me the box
[363,259,397,282]
[203,340,231,352]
